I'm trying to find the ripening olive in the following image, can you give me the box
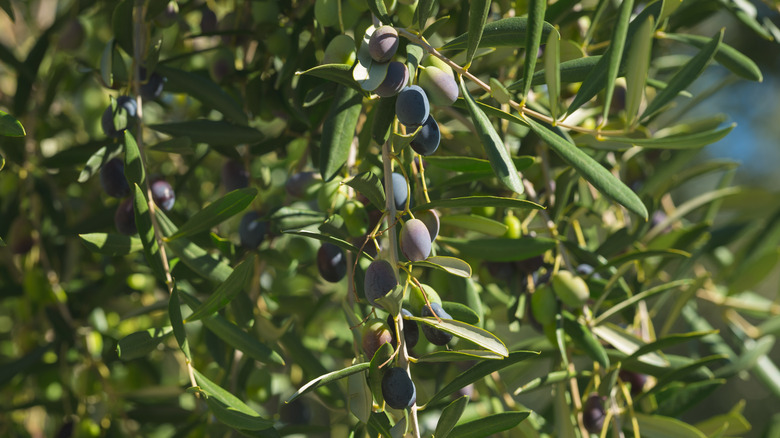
[381,367,416,410]
[418,65,459,106]
[317,242,347,282]
[361,319,393,359]
[100,158,131,198]
[400,218,432,262]
[395,86,430,127]
[368,25,399,63]
[364,259,398,307]
[421,302,453,345]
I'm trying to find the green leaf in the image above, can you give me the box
[296,64,362,92]
[544,28,561,120]
[79,233,143,256]
[0,110,25,137]
[169,286,191,361]
[180,291,284,366]
[168,188,257,240]
[348,370,372,424]
[156,210,234,283]
[271,207,327,231]
[148,120,264,147]
[562,312,609,368]
[459,77,524,195]
[435,395,469,438]
[466,0,491,67]
[148,137,194,154]
[192,368,275,431]
[440,214,508,237]
[510,55,601,89]
[440,301,480,325]
[524,116,648,219]
[370,94,397,146]
[641,355,727,400]
[282,230,374,260]
[78,145,116,183]
[100,39,115,88]
[597,124,734,150]
[414,256,472,278]
[449,412,530,438]
[409,316,507,357]
[715,335,775,378]
[655,380,725,417]
[644,187,741,241]
[124,131,145,188]
[353,26,390,92]
[625,15,654,127]
[132,184,166,283]
[185,256,256,322]
[519,0,547,101]
[594,279,693,325]
[0,236,4,247]
[728,248,780,295]
[0,0,14,21]
[423,351,538,407]
[423,156,535,173]
[155,64,247,124]
[416,350,504,363]
[625,331,717,365]
[632,413,707,438]
[438,236,555,262]
[111,0,133,55]
[366,0,391,25]
[600,0,634,120]
[441,17,554,51]
[286,362,370,404]
[414,195,542,211]
[117,328,172,361]
[641,30,723,120]
[513,369,577,395]
[593,323,666,367]
[343,172,386,210]
[663,33,762,81]
[320,86,362,182]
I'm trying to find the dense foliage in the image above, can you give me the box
[1,0,780,437]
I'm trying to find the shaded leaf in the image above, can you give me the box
[414,256,472,278]
[459,77,524,195]
[117,328,172,361]
[600,0,634,120]
[0,110,25,137]
[442,17,554,51]
[343,172,386,210]
[320,86,362,182]
[366,0,391,25]
[593,323,666,367]
[416,350,504,363]
[124,131,145,188]
[520,0,547,101]
[562,312,609,368]
[185,255,256,322]
[626,330,717,364]
[282,230,374,260]
[79,233,143,256]
[435,395,469,438]
[544,28,561,120]
[155,64,247,124]
[466,0,492,67]
[423,351,538,408]
[148,137,194,154]
[414,195,542,211]
[597,124,734,150]
[625,15,655,126]
[297,64,362,92]
[149,120,263,147]
[440,301,480,325]
[655,380,724,417]
[438,236,555,262]
[192,368,274,431]
[168,188,257,240]
[449,412,530,438]
[440,214,508,236]
[641,30,723,120]
[169,286,191,361]
[632,413,706,438]
[286,362,370,404]
[132,184,166,283]
[424,156,535,173]
[525,116,648,218]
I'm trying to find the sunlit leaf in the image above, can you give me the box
[320,86,362,182]
[117,328,172,361]
[79,233,143,256]
[168,188,257,240]
[0,110,25,137]
[414,196,542,211]
[192,368,275,431]
[286,362,370,404]
[465,0,491,67]
[435,396,469,438]
[600,0,634,120]
[441,17,554,51]
[440,214,508,236]
[414,256,472,278]
[185,255,256,322]
[625,15,654,126]
[632,413,707,438]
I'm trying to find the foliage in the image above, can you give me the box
[1,0,779,437]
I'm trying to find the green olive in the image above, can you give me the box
[551,270,590,308]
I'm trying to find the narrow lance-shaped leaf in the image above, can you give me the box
[79,233,143,256]
[423,351,538,407]
[132,184,166,282]
[100,39,115,88]
[366,0,391,25]
[343,171,386,210]
[0,110,25,137]
[168,188,257,240]
[320,85,362,182]
[169,285,191,360]
[524,116,648,219]
[466,0,491,67]
[409,316,508,357]
[414,195,542,211]
[562,312,609,368]
[124,130,145,188]
[439,236,555,262]
[544,29,561,120]
[148,120,263,147]
[625,15,654,127]
[599,124,734,150]
[192,368,275,431]
[117,328,172,361]
[441,17,554,51]
[520,0,547,101]
[661,32,762,82]
[286,362,370,404]
[600,0,634,121]
[185,255,256,322]
[458,77,524,195]
[435,395,469,438]
[641,30,723,121]
[449,412,530,438]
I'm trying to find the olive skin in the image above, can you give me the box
[395,85,430,128]
[368,25,399,63]
[421,302,453,345]
[374,61,409,97]
[239,211,268,249]
[400,218,432,262]
[150,180,175,211]
[381,367,416,410]
[582,393,606,434]
[317,243,347,282]
[100,158,131,198]
[364,259,398,307]
[387,309,419,349]
[409,115,440,156]
[361,319,393,360]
